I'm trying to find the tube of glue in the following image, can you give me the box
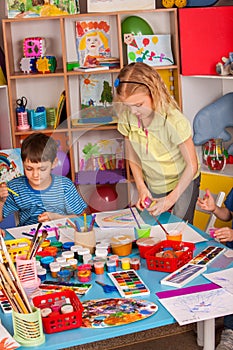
[144,197,156,208]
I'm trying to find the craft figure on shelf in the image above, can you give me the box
[216,52,233,76]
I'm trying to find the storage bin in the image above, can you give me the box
[3,238,31,263]
[145,240,195,273]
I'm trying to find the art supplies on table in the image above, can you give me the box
[82,298,158,328]
[0,289,12,313]
[189,246,225,266]
[108,270,150,298]
[160,263,207,288]
[39,281,92,296]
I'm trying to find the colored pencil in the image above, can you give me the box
[7,187,19,196]
[83,213,87,232]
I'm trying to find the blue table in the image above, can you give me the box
[0,212,229,350]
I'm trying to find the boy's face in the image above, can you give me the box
[23,159,57,190]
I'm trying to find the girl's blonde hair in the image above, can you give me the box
[114,62,179,113]
[79,31,109,51]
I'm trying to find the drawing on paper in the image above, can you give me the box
[0,148,23,182]
[95,208,145,228]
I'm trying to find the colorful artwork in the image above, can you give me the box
[76,20,111,67]
[95,208,145,228]
[0,323,20,349]
[6,0,80,18]
[0,149,23,183]
[125,34,174,66]
[108,270,150,298]
[82,298,158,328]
[78,135,124,171]
[80,73,113,108]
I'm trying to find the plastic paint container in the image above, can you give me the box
[62,242,75,251]
[94,261,105,274]
[83,253,92,265]
[49,262,61,278]
[78,248,91,263]
[50,241,63,251]
[71,245,83,259]
[110,235,132,256]
[95,248,108,259]
[43,246,58,257]
[60,304,74,314]
[121,257,131,270]
[108,255,119,267]
[57,269,71,283]
[40,256,55,270]
[106,259,117,272]
[56,256,66,264]
[130,257,140,270]
[37,267,47,281]
[136,237,161,258]
[62,251,74,261]
[40,239,50,249]
[166,230,182,242]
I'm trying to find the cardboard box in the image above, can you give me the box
[87,0,155,13]
[6,0,80,18]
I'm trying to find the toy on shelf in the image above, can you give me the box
[216,52,233,76]
[23,37,46,58]
[20,37,57,74]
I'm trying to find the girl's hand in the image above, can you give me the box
[0,183,8,202]
[136,187,151,211]
[147,195,174,217]
[214,227,233,243]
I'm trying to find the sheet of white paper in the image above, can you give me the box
[204,268,233,295]
[6,218,75,240]
[94,208,145,228]
[150,222,207,244]
[159,288,233,326]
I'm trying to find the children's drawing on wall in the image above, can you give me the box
[124,33,174,66]
[80,73,113,108]
[76,20,111,67]
[78,135,125,172]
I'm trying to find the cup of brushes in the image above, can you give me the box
[68,214,96,254]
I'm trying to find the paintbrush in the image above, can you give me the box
[26,222,42,259]
[129,206,141,229]
[29,230,48,259]
[154,216,169,236]
[0,235,32,313]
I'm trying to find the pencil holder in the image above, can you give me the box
[16,255,40,287]
[74,228,96,254]
[12,307,45,347]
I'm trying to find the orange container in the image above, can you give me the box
[110,235,132,256]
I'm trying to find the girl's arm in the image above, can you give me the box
[148,136,198,215]
[125,138,150,209]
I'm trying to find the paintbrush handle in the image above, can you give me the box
[154,216,169,235]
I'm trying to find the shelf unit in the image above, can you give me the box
[2,8,181,207]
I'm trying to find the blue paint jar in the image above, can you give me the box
[62,242,75,251]
[40,256,55,270]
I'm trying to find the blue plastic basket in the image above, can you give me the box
[28,107,47,130]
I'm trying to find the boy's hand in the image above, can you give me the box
[0,183,8,202]
[38,211,64,222]
[214,227,233,243]
[197,188,216,212]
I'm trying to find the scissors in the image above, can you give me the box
[95,281,118,293]
[16,96,27,112]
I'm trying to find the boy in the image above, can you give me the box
[0,133,87,226]
[197,188,233,350]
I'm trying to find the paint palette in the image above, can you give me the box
[108,270,150,298]
[189,246,225,266]
[82,298,158,328]
[0,289,12,314]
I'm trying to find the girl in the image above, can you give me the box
[114,62,200,223]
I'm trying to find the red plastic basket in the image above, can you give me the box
[145,240,195,273]
[33,290,83,333]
